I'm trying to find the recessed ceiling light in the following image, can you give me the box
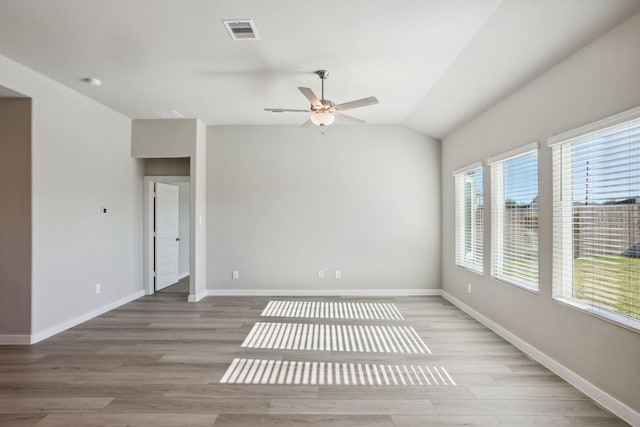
[83,78,102,87]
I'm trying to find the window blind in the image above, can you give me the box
[551,112,640,329]
[490,147,539,290]
[454,165,484,273]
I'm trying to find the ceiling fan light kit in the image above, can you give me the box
[310,111,335,126]
[264,69,378,127]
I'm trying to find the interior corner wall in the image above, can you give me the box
[0,98,31,337]
[0,53,144,339]
[441,12,640,414]
[207,125,441,293]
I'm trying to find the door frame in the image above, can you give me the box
[143,175,190,297]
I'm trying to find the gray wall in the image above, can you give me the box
[441,12,640,413]
[207,125,440,293]
[0,97,31,336]
[0,53,144,337]
[145,157,190,176]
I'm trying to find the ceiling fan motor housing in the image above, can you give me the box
[312,99,334,111]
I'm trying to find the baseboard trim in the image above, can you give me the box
[441,290,640,426]
[188,290,207,302]
[204,288,442,297]
[30,290,145,344]
[0,335,32,345]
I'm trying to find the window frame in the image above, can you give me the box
[488,142,540,292]
[453,161,484,274]
[548,106,640,332]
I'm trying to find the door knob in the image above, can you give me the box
[176,237,180,241]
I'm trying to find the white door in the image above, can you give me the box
[155,182,180,291]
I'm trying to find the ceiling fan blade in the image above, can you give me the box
[264,108,311,113]
[334,96,379,111]
[298,87,322,108]
[334,112,365,124]
[301,119,313,128]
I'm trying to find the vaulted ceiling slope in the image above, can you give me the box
[0,0,638,140]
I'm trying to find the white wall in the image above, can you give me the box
[0,53,144,339]
[207,125,440,294]
[441,12,640,417]
[192,120,207,300]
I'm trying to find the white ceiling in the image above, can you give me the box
[0,0,638,139]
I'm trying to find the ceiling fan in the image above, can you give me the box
[264,70,379,127]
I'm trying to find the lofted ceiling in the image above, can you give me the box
[0,0,638,139]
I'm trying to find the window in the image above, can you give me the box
[549,107,640,330]
[489,143,539,291]
[454,162,484,273]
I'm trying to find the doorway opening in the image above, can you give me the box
[143,158,191,300]
[154,181,190,296]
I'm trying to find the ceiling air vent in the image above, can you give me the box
[152,109,184,119]
[223,19,260,41]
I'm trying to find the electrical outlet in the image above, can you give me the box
[95,283,101,294]
[335,271,341,279]
[232,270,239,279]
[467,283,472,294]
[318,270,325,279]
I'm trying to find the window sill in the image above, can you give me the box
[455,263,484,276]
[553,297,640,333]
[492,274,539,295]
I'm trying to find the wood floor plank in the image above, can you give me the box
[104,396,269,414]
[0,414,46,427]
[0,294,628,426]
[430,398,612,416]
[268,398,437,415]
[391,414,575,426]
[35,413,217,427]
[0,397,113,413]
[467,385,588,400]
[212,414,393,426]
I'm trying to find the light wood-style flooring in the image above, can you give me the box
[0,293,629,426]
